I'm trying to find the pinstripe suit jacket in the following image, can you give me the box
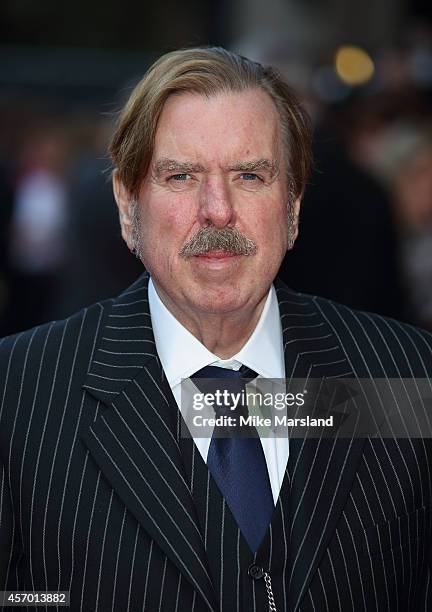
[1,271,432,611]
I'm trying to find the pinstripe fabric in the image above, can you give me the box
[1,271,432,611]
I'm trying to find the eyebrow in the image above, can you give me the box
[152,157,278,178]
[226,159,278,175]
[153,158,206,177]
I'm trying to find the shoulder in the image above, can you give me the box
[0,271,149,406]
[275,278,432,377]
[313,294,432,377]
[0,298,113,394]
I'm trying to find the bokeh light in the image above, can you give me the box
[335,45,375,85]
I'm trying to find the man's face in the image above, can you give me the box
[117,89,298,317]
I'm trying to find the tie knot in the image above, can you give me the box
[191,364,257,382]
[190,365,258,418]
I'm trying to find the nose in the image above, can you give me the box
[197,175,235,229]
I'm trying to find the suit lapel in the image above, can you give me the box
[274,279,366,611]
[80,272,216,611]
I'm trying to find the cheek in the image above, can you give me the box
[248,202,288,246]
[146,193,197,233]
[139,197,198,267]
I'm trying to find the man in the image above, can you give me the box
[1,47,431,612]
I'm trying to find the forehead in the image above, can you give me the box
[152,88,282,164]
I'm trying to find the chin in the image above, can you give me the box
[189,288,252,315]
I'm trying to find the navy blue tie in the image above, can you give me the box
[191,365,274,552]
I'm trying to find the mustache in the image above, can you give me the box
[179,226,257,257]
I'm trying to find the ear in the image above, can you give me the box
[287,197,301,250]
[112,170,135,252]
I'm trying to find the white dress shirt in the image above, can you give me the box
[148,278,289,504]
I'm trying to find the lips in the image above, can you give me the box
[195,250,238,259]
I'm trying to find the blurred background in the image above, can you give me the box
[1,0,432,336]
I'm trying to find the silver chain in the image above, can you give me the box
[263,572,277,612]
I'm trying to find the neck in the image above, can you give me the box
[153,283,268,359]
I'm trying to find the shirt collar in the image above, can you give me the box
[148,277,285,388]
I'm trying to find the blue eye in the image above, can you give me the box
[170,173,190,181]
[240,173,260,181]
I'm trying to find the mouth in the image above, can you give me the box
[194,250,239,261]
